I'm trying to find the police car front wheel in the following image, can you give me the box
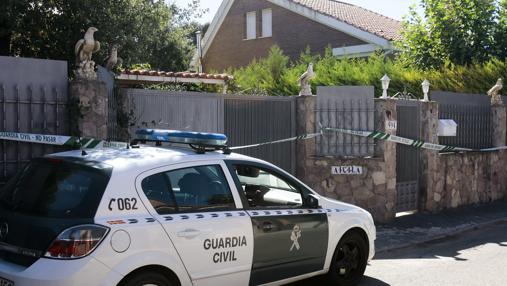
[327,231,368,286]
[119,271,175,286]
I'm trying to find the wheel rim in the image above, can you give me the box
[335,241,362,278]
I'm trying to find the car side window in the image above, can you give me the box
[233,164,304,209]
[141,165,236,214]
[141,173,177,214]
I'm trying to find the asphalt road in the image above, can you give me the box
[293,221,507,286]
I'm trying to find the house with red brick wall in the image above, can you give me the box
[193,0,401,73]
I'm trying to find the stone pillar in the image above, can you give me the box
[419,101,441,212]
[373,98,397,222]
[69,79,108,139]
[374,99,397,157]
[491,103,506,147]
[491,102,507,201]
[296,95,316,180]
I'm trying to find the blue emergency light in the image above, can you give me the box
[134,129,229,154]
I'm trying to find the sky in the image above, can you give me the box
[170,0,422,24]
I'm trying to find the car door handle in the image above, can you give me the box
[177,229,201,239]
[262,222,274,232]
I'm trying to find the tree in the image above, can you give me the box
[494,0,507,58]
[0,0,205,71]
[399,0,501,69]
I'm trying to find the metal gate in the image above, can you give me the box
[395,100,421,213]
[316,86,374,157]
[97,66,119,141]
[0,56,70,184]
[224,95,296,174]
[117,89,296,174]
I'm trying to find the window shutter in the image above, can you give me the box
[246,11,256,39]
[262,9,272,37]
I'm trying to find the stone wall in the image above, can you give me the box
[95,81,506,221]
[297,91,506,222]
[297,96,397,223]
[304,157,396,222]
[424,102,507,212]
[426,151,507,211]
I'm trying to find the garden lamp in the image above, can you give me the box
[422,79,430,102]
[381,74,390,99]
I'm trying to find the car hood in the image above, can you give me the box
[319,196,370,214]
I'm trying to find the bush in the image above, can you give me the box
[228,46,507,98]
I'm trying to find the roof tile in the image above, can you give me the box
[121,69,234,81]
[289,0,401,41]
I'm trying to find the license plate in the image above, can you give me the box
[0,277,13,286]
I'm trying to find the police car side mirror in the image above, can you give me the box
[304,194,320,209]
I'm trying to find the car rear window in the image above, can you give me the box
[0,158,111,218]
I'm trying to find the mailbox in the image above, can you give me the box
[438,119,457,136]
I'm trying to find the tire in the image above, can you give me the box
[326,231,369,286]
[119,271,174,286]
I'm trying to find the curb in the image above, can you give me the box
[375,217,507,254]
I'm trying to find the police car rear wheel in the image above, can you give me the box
[120,271,174,286]
[327,232,368,286]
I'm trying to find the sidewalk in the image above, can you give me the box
[375,201,507,254]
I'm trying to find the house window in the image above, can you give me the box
[246,11,256,40]
[262,9,272,37]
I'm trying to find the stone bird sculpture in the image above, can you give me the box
[75,27,101,63]
[104,44,123,71]
[299,63,315,96]
[487,78,503,105]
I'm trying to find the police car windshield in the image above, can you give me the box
[0,158,111,218]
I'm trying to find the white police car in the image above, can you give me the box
[0,130,375,286]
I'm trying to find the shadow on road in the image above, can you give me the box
[359,276,391,286]
[288,274,390,286]
[288,222,506,285]
[375,221,507,261]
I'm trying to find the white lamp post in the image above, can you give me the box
[421,79,430,102]
[196,31,203,73]
[381,74,390,99]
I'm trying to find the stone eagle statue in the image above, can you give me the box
[299,63,315,96]
[487,78,503,105]
[104,44,123,71]
[75,27,100,63]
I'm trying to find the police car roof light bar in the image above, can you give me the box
[133,129,231,154]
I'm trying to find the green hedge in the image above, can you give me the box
[228,46,507,98]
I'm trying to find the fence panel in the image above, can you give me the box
[0,56,69,184]
[224,95,296,174]
[316,86,374,157]
[97,66,120,141]
[119,89,296,173]
[433,92,492,149]
[124,89,224,138]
